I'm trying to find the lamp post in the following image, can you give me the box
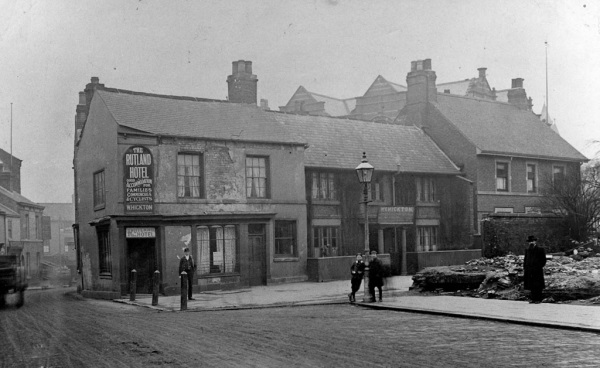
[355,152,374,302]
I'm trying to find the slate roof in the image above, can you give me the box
[94,89,459,174]
[96,90,305,145]
[434,94,587,161]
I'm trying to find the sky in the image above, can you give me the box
[0,0,599,203]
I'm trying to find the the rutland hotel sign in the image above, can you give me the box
[124,146,154,213]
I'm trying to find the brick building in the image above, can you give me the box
[73,60,477,297]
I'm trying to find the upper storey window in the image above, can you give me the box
[246,156,269,198]
[312,172,337,200]
[177,153,203,198]
[496,162,509,192]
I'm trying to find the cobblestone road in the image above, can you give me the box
[1,288,599,367]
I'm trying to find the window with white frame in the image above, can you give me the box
[417,226,438,252]
[313,226,339,257]
[496,162,509,192]
[93,170,105,208]
[246,156,269,198]
[527,163,537,193]
[275,221,297,257]
[416,177,436,202]
[312,172,337,200]
[553,165,565,184]
[177,153,203,198]
[196,225,238,275]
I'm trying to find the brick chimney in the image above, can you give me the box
[406,59,437,106]
[507,78,533,110]
[75,77,105,144]
[227,60,258,104]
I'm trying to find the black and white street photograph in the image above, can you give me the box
[1,1,600,367]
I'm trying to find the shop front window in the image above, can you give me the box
[197,225,238,275]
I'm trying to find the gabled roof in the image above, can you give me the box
[0,203,19,217]
[433,94,587,161]
[308,91,357,116]
[362,75,406,96]
[93,88,459,174]
[0,185,43,208]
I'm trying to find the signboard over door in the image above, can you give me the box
[378,206,414,225]
[124,146,154,213]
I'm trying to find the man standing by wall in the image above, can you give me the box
[524,235,546,304]
[179,248,195,300]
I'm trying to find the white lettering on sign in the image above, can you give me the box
[380,207,414,213]
[126,227,156,238]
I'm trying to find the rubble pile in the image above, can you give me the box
[411,251,600,304]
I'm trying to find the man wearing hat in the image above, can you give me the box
[523,235,546,304]
[179,247,196,300]
[368,250,384,302]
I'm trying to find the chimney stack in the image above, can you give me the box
[227,60,258,105]
[75,77,105,145]
[406,58,437,106]
[507,78,532,110]
[478,67,487,79]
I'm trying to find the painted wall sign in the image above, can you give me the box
[126,227,156,238]
[378,206,414,225]
[124,146,154,213]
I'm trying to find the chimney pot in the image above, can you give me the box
[91,77,99,84]
[423,59,432,70]
[245,61,252,74]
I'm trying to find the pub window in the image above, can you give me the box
[368,179,383,202]
[7,219,12,239]
[93,170,106,208]
[177,153,203,198]
[496,162,509,192]
[553,165,565,184]
[275,220,297,257]
[197,225,238,275]
[312,172,337,200]
[313,226,339,257]
[416,177,436,202]
[97,227,111,275]
[527,164,537,193]
[417,226,438,252]
[246,156,269,198]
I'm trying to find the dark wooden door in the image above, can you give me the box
[248,224,266,287]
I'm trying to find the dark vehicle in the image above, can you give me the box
[0,255,27,308]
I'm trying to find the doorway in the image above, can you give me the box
[248,224,266,286]
[127,238,156,294]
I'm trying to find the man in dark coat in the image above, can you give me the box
[368,250,384,302]
[348,253,365,303]
[179,247,196,300]
[524,235,546,304]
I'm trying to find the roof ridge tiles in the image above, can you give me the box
[101,88,228,104]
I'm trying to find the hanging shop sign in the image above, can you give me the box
[378,206,414,225]
[124,146,154,213]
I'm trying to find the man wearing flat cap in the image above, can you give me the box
[523,235,546,304]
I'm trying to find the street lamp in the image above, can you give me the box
[355,152,374,302]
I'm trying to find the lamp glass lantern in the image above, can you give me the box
[355,153,374,184]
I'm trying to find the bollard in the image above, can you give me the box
[130,269,137,302]
[152,270,160,306]
[180,271,188,311]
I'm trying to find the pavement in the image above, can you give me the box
[114,276,600,333]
